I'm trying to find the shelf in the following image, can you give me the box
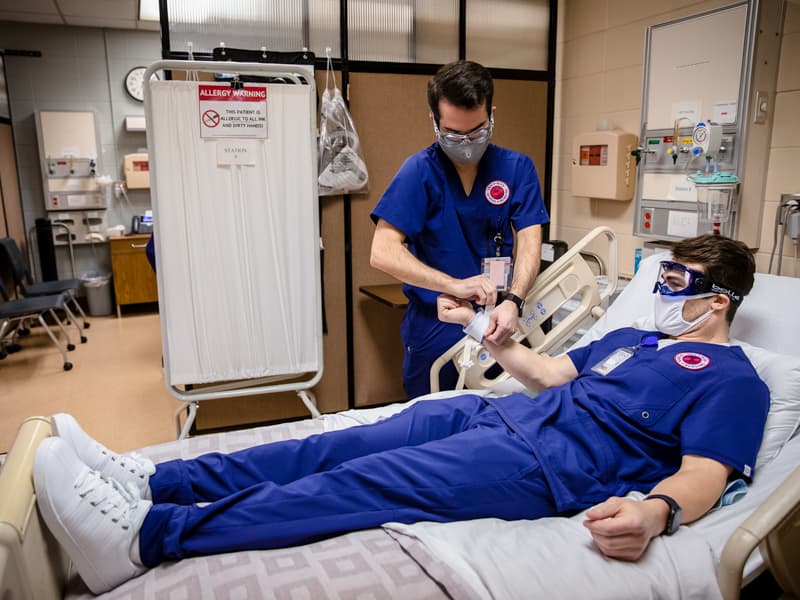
[358,284,408,309]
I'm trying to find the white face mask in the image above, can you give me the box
[653,293,715,336]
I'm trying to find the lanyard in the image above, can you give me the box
[489,216,505,257]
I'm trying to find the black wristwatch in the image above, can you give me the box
[503,293,526,317]
[645,494,682,535]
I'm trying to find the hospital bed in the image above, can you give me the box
[0,247,798,599]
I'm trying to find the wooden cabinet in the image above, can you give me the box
[109,234,158,317]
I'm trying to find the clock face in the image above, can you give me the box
[125,67,159,102]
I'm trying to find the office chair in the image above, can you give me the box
[0,279,77,371]
[0,237,89,338]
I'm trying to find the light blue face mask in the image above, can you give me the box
[434,116,493,165]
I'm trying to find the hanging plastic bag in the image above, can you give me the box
[318,51,369,196]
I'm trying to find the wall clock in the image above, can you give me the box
[124,66,159,102]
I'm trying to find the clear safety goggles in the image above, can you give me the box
[653,260,742,304]
[434,115,493,145]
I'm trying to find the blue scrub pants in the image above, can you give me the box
[138,395,556,567]
[401,304,464,398]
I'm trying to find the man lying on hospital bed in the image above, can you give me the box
[33,234,768,595]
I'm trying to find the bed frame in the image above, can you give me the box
[1,416,797,599]
[429,226,618,393]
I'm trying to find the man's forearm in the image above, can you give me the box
[372,239,455,293]
[484,337,577,391]
[646,456,731,526]
[507,225,542,298]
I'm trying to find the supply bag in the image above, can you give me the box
[318,53,368,196]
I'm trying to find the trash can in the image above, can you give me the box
[81,272,114,316]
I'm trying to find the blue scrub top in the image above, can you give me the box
[371,143,550,313]
[488,328,770,513]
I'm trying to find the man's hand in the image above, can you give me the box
[582,497,668,561]
[437,294,476,326]
[484,300,518,344]
[449,275,497,307]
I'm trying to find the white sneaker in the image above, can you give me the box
[51,413,155,500]
[34,437,151,594]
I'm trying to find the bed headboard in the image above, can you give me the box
[730,271,800,357]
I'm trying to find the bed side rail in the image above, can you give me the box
[429,226,617,393]
[0,416,67,600]
[717,465,800,600]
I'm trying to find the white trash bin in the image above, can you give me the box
[81,273,114,316]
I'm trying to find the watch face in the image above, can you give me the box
[125,67,159,102]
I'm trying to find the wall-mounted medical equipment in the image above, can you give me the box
[690,170,739,236]
[633,3,752,241]
[35,111,108,245]
[768,192,800,275]
[124,153,150,189]
[571,130,637,201]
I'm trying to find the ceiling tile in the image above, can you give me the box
[64,15,138,29]
[0,11,63,24]
[137,20,160,31]
[57,0,136,20]
[0,0,58,15]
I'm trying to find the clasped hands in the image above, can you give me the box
[438,275,518,344]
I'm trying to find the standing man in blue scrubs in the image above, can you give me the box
[370,60,550,398]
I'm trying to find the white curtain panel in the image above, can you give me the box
[149,80,321,385]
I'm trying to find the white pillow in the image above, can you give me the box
[734,340,800,470]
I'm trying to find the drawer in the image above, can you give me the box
[109,235,151,257]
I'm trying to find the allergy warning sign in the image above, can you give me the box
[199,84,268,139]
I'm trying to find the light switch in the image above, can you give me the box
[753,90,769,124]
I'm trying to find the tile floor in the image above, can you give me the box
[1,309,183,454]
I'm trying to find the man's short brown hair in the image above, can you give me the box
[671,234,756,323]
[427,60,493,125]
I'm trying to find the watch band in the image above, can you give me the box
[503,293,525,317]
[644,494,682,535]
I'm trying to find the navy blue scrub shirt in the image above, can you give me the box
[371,143,550,397]
[489,327,771,512]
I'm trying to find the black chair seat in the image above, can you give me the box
[23,279,81,296]
[0,294,66,319]
[0,237,90,330]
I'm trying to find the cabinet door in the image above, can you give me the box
[110,239,158,305]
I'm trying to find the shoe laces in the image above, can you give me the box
[76,470,141,529]
[98,447,156,479]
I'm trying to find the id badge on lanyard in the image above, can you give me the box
[483,230,512,291]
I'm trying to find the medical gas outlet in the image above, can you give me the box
[571,130,638,201]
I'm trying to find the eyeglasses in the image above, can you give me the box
[653,260,742,304]
[434,116,494,145]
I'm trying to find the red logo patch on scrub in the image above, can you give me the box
[674,352,711,370]
[485,180,510,205]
